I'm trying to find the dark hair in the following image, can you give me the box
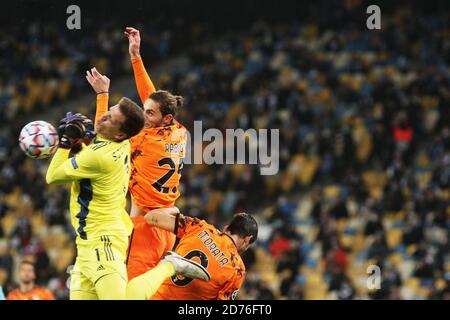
[227,213,258,244]
[118,97,145,140]
[149,90,183,118]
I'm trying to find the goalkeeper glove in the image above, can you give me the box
[58,112,96,150]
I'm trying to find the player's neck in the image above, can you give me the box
[96,133,119,142]
[147,120,174,129]
[20,282,34,293]
[96,133,108,141]
[224,232,239,248]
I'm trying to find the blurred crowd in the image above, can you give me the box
[1,1,450,299]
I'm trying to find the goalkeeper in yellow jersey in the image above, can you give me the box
[45,76,146,299]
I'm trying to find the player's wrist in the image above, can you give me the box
[131,53,141,61]
[97,91,109,95]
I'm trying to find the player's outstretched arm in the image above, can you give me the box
[47,114,101,184]
[86,67,110,129]
[144,207,180,233]
[124,27,156,105]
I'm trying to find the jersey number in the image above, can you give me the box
[152,157,183,193]
[171,250,209,286]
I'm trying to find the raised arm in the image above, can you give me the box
[125,27,156,104]
[86,67,110,129]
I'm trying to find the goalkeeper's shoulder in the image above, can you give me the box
[70,142,104,169]
[87,138,112,152]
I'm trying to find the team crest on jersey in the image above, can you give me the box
[231,289,239,300]
[112,144,127,161]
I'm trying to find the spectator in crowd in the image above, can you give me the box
[6,261,54,300]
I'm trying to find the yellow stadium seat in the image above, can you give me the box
[57,79,72,99]
[407,244,417,255]
[336,218,349,233]
[253,248,277,273]
[297,155,321,186]
[416,172,432,190]
[339,234,354,248]
[436,279,447,290]
[353,120,373,163]
[416,287,430,299]
[386,229,403,248]
[206,191,223,214]
[54,246,76,273]
[226,103,243,124]
[405,277,421,291]
[323,185,340,201]
[388,253,403,266]
[262,206,275,221]
[263,175,278,197]
[352,232,367,251]
[1,214,18,237]
[30,213,46,232]
[362,171,387,200]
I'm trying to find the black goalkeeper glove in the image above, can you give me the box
[58,112,96,150]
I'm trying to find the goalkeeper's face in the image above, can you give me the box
[96,105,127,141]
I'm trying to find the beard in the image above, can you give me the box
[144,117,158,128]
[95,123,108,137]
[21,279,34,285]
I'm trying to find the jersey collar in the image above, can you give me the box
[223,232,238,249]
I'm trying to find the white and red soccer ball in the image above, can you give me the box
[19,121,59,159]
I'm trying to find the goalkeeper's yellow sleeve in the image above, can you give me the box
[46,148,71,184]
[46,146,102,184]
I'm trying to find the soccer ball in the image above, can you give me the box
[19,121,59,159]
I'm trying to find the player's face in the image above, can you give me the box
[19,264,35,285]
[143,99,173,128]
[143,99,164,128]
[96,105,127,141]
